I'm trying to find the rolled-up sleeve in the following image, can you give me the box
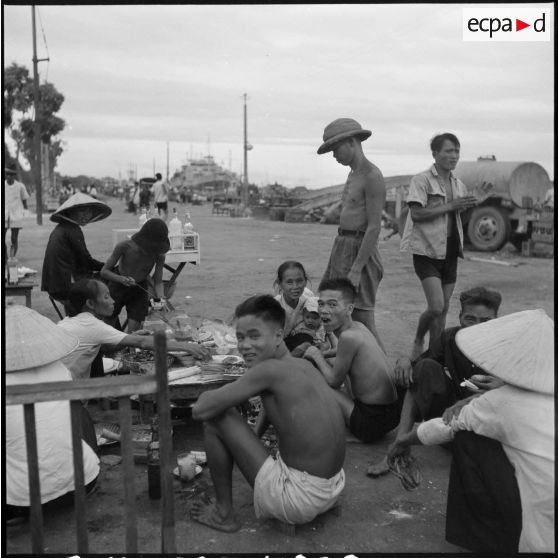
[406,175,428,207]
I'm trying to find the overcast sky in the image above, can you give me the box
[3,3,554,188]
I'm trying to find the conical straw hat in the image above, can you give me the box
[456,309,554,395]
[50,192,112,225]
[5,305,79,372]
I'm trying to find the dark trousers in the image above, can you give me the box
[446,431,522,553]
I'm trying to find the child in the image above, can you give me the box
[290,297,338,357]
[273,261,314,349]
[100,218,169,332]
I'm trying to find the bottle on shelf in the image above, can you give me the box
[183,212,197,251]
[138,208,148,227]
[7,256,19,285]
[147,416,161,500]
[168,208,184,251]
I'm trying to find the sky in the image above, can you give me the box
[3,3,554,189]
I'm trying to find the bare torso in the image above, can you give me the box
[339,162,384,232]
[261,357,345,478]
[343,322,396,405]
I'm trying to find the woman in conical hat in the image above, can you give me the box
[41,192,112,304]
[5,305,100,524]
[100,217,170,332]
[388,309,554,553]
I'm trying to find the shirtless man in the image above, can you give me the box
[190,295,346,532]
[318,118,386,351]
[303,278,401,446]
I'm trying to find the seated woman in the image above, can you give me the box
[389,310,554,553]
[57,278,210,381]
[101,218,169,333]
[5,305,100,525]
[41,192,111,306]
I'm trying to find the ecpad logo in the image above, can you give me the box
[463,7,551,41]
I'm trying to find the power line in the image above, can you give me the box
[36,7,50,81]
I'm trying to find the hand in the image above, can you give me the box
[452,196,478,212]
[121,276,136,287]
[442,397,476,424]
[347,268,361,290]
[182,343,211,361]
[134,329,152,336]
[469,374,504,392]
[303,345,321,362]
[291,342,312,358]
[394,357,413,388]
[472,181,494,204]
[387,437,410,460]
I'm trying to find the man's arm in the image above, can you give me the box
[303,331,358,388]
[348,168,385,285]
[100,243,136,286]
[191,364,274,422]
[151,255,165,298]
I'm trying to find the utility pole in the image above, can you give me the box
[243,93,248,206]
[31,6,48,225]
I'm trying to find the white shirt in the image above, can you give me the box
[5,361,100,506]
[417,385,554,553]
[4,179,29,225]
[274,287,314,337]
[151,180,168,203]
[58,312,127,380]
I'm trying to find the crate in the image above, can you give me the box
[531,212,554,245]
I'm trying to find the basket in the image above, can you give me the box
[119,351,175,375]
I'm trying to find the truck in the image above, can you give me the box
[454,157,551,251]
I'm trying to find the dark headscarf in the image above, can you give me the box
[131,217,170,256]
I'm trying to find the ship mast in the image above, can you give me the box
[242,93,248,206]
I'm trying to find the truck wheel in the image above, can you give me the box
[467,206,511,251]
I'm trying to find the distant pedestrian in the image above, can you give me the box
[317,118,386,351]
[88,183,98,199]
[151,172,168,219]
[4,162,30,259]
[400,133,490,359]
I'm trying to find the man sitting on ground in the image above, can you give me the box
[303,278,401,446]
[190,295,346,532]
[367,286,503,477]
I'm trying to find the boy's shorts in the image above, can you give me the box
[156,202,168,211]
[349,388,404,443]
[108,280,149,323]
[254,453,345,525]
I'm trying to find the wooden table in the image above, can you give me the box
[5,278,36,307]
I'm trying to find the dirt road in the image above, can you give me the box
[5,198,553,554]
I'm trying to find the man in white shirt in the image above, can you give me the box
[4,162,29,258]
[151,172,168,219]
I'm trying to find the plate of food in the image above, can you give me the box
[212,354,244,366]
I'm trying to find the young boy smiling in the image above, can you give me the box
[190,295,346,532]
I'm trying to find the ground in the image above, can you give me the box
[4,197,553,554]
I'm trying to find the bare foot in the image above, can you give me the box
[410,339,424,361]
[190,500,240,533]
[366,455,390,477]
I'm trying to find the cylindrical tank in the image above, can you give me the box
[454,161,551,207]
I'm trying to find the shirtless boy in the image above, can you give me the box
[318,118,386,351]
[190,295,346,532]
[303,278,401,445]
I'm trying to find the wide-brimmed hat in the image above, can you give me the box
[5,305,80,372]
[317,118,372,155]
[456,309,554,395]
[50,192,112,225]
[131,217,170,255]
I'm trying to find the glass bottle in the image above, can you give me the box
[147,417,161,499]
